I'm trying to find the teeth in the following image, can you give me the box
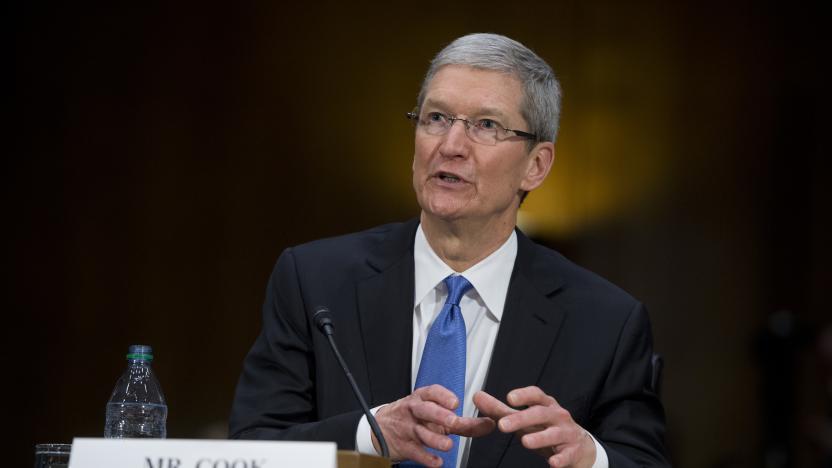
[441,174,460,182]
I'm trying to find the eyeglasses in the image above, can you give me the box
[406,109,537,146]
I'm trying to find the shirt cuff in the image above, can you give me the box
[588,432,609,468]
[355,405,386,455]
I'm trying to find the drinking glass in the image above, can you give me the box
[34,443,71,468]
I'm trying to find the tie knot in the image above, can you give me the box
[443,275,473,306]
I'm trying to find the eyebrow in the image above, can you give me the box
[423,98,512,123]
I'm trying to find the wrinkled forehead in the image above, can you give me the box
[422,65,526,121]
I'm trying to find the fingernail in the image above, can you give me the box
[445,415,456,426]
[499,418,512,432]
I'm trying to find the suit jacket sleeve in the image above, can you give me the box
[592,302,669,466]
[228,248,363,448]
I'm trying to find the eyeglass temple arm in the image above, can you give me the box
[511,129,537,140]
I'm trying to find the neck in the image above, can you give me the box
[420,212,516,272]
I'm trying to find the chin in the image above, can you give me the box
[422,199,470,221]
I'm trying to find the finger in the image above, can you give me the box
[499,404,570,433]
[452,416,496,437]
[398,440,444,468]
[416,384,460,410]
[506,386,557,408]
[520,425,564,450]
[374,399,446,463]
[411,400,459,428]
[473,391,516,420]
[414,423,454,452]
[548,445,579,468]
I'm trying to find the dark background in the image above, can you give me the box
[9,1,830,467]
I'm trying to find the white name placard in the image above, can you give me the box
[68,438,337,468]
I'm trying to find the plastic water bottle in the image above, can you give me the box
[104,344,168,438]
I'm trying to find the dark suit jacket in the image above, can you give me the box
[229,219,669,467]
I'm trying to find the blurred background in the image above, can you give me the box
[9,1,830,467]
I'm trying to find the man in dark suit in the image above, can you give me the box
[230,33,668,467]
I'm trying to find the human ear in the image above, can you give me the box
[520,142,555,192]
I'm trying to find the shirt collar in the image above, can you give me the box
[413,224,518,321]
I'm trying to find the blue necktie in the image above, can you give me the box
[404,275,472,467]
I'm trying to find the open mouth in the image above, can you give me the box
[437,172,464,183]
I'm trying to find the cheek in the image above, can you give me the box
[412,142,432,176]
[412,155,425,179]
[412,148,430,193]
[482,157,527,194]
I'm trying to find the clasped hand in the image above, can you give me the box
[373,385,596,468]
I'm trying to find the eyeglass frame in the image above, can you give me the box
[406,108,538,145]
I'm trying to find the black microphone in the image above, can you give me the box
[313,306,390,459]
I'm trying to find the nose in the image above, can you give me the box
[438,119,471,158]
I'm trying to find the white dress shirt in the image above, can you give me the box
[356,224,608,468]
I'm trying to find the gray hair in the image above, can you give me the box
[416,33,562,143]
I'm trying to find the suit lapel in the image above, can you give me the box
[355,219,419,406]
[469,230,567,467]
